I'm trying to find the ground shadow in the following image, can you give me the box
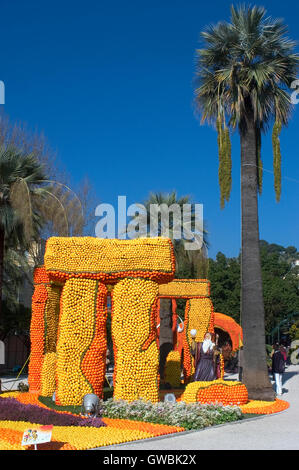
[282,370,299,388]
[271,370,299,387]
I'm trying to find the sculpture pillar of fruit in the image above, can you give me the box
[52,278,108,405]
[158,279,214,383]
[112,278,159,402]
[28,267,61,394]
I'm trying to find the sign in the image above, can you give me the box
[22,425,53,448]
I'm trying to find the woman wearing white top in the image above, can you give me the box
[191,331,220,381]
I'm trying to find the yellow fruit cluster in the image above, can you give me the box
[81,282,108,400]
[29,237,176,405]
[44,237,175,283]
[0,411,184,450]
[112,278,159,403]
[164,350,181,388]
[40,352,57,397]
[55,278,98,405]
[214,312,243,351]
[186,297,214,344]
[158,279,210,298]
[44,285,61,354]
[183,379,248,405]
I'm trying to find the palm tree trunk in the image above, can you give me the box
[240,109,275,401]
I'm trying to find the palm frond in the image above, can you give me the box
[194,5,299,207]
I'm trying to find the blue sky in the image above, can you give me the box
[1,0,298,258]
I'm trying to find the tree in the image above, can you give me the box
[208,242,299,337]
[0,115,96,341]
[194,5,299,399]
[0,145,48,333]
[208,252,241,322]
[260,242,299,333]
[127,191,209,377]
[0,111,95,243]
[0,112,96,267]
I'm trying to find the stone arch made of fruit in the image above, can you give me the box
[28,236,175,406]
[158,279,217,385]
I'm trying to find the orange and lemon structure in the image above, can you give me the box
[27,236,288,415]
[0,392,185,450]
[214,312,243,351]
[0,235,288,451]
[111,278,160,402]
[182,379,248,406]
[158,279,216,383]
[29,237,175,405]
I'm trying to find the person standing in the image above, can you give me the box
[272,343,285,396]
[280,344,287,365]
[191,332,220,381]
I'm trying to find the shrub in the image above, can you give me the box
[99,398,243,430]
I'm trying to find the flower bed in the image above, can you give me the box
[183,297,214,380]
[0,389,290,450]
[0,418,184,450]
[0,396,105,428]
[99,398,243,430]
[0,392,184,450]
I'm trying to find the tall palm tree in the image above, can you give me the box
[194,5,299,400]
[0,145,48,330]
[127,191,209,377]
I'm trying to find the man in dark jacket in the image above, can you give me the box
[272,343,285,396]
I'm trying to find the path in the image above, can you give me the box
[100,364,299,450]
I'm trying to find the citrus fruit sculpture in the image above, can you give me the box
[183,379,248,405]
[28,238,247,409]
[158,279,215,383]
[214,312,243,351]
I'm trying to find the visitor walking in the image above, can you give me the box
[272,343,285,396]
